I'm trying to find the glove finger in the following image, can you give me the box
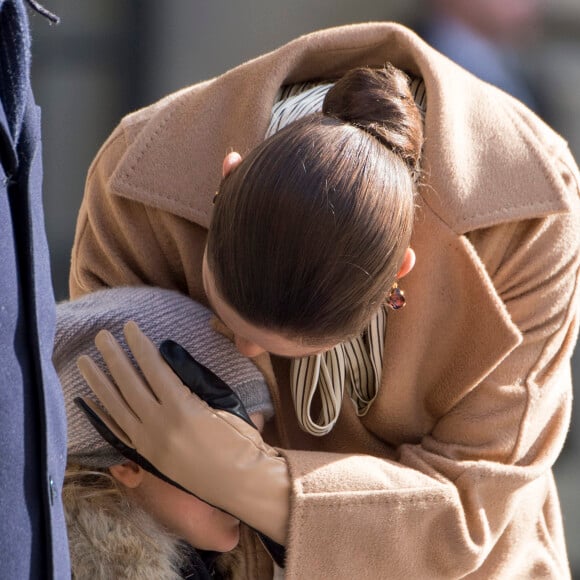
[160,339,229,395]
[123,321,190,405]
[74,396,134,449]
[77,353,142,430]
[94,328,161,420]
[159,339,254,427]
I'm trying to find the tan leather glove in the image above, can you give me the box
[76,321,290,545]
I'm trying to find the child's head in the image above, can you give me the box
[54,287,273,576]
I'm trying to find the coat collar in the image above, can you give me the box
[63,484,192,579]
[108,22,572,234]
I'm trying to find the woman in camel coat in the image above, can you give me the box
[70,23,579,579]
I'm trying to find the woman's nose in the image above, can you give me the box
[234,335,266,358]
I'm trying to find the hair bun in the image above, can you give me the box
[323,64,423,173]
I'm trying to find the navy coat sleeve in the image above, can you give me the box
[0,1,69,578]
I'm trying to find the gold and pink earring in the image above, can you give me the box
[386,281,406,310]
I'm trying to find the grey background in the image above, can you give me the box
[30,0,579,574]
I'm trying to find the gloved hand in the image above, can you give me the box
[75,321,290,546]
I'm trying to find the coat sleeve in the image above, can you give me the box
[69,125,208,303]
[280,167,580,578]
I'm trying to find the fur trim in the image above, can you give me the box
[64,482,189,579]
[214,546,244,580]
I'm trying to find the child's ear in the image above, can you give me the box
[109,461,145,489]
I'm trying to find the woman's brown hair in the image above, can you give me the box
[207,64,423,343]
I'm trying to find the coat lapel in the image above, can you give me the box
[363,203,522,443]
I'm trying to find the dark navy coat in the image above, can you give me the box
[0,1,69,577]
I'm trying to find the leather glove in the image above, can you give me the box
[75,320,290,546]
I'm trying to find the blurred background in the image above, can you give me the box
[30,0,579,574]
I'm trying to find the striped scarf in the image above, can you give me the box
[290,306,387,436]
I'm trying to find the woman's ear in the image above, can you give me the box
[222,151,243,178]
[109,461,145,489]
[397,248,416,280]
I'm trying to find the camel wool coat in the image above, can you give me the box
[70,23,580,579]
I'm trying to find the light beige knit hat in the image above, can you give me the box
[54,286,273,468]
